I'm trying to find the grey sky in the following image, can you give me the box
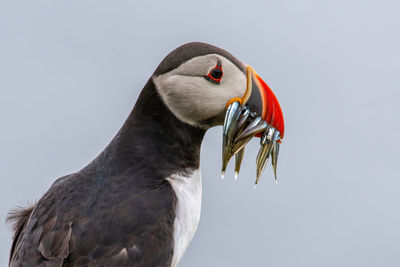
[1,0,399,266]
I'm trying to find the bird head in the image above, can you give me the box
[153,42,285,183]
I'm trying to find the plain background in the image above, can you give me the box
[1,1,399,266]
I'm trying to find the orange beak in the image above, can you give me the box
[227,65,285,139]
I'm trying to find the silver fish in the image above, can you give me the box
[260,125,271,145]
[271,142,278,181]
[231,113,265,156]
[235,116,266,142]
[271,131,280,181]
[234,106,250,136]
[222,102,283,184]
[255,127,275,184]
[232,135,253,155]
[222,102,242,175]
[234,147,245,180]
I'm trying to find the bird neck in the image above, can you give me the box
[93,79,206,180]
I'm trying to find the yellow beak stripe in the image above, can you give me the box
[224,65,254,109]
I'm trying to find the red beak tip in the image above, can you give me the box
[255,75,285,138]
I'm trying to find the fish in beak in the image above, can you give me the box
[222,66,285,184]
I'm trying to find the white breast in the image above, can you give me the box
[167,169,202,267]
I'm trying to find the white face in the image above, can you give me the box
[153,54,247,128]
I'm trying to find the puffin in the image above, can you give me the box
[7,42,284,267]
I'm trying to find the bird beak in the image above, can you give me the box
[222,65,285,184]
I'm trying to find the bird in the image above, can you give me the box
[7,42,284,267]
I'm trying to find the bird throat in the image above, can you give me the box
[96,80,206,181]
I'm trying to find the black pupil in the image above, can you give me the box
[211,68,223,80]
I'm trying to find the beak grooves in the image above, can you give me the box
[245,66,285,138]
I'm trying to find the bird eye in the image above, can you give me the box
[205,65,223,84]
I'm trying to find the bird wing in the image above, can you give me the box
[9,173,176,267]
[8,186,72,267]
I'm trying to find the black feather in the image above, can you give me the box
[7,42,240,266]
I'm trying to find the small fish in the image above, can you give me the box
[234,148,245,180]
[271,142,278,181]
[255,127,275,184]
[235,116,266,142]
[232,135,252,155]
[271,131,280,181]
[222,102,242,173]
[222,102,283,185]
[234,106,250,136]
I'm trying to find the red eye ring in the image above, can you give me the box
[205,64,223,84]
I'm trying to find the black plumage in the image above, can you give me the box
[8,42,244,266]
